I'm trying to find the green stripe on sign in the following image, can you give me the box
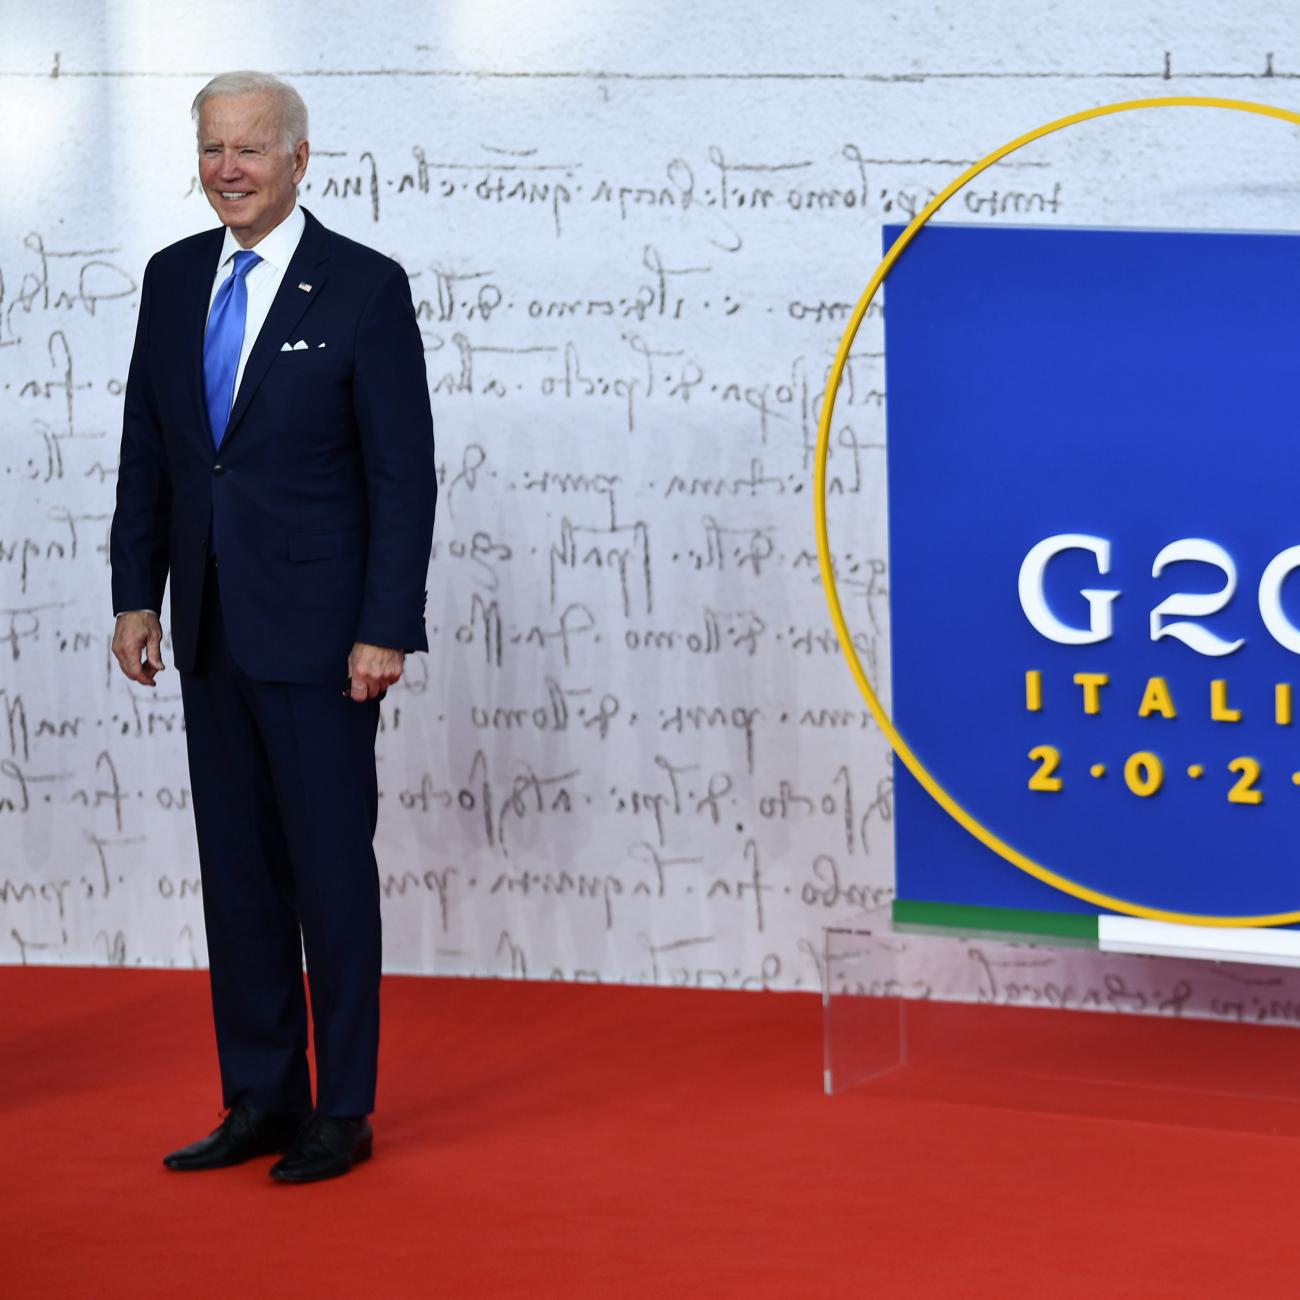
[892,898,1101,942]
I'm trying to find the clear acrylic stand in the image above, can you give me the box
[823,924,1300,1135]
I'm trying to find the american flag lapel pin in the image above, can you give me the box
[298,282,312,293]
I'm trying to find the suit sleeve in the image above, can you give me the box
[351,261,437,652]
[110,259,172,618]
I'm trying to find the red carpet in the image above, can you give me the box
[5,969,1300,1297]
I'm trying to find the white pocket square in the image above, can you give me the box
[280,339,325,351]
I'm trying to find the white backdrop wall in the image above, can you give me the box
[7,0,1300,1023]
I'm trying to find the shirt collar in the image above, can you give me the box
[216,201,306,275]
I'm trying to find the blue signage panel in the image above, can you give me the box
[885,222,1300,922]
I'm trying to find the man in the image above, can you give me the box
[110,71,436,1183]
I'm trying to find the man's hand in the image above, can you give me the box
[113,611,165,687]
[347,641,404,702]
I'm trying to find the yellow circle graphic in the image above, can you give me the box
[813,96,1300,928]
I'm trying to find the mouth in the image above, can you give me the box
[219,191,252,201]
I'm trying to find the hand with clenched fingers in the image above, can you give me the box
[346,641,404,702]
[113,610,165,686]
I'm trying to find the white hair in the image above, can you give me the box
[192,71,309,153]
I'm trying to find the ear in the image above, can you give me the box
[293,139,310,186]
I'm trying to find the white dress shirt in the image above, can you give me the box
[208,201,306,402]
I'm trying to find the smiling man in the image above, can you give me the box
[109,71,436,1182]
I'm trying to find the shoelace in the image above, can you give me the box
[293,1116,340,1154]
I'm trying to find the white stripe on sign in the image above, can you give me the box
[1098,916,1300,968]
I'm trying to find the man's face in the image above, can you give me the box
[198,92,308,248]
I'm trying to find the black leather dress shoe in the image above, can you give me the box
[163,1105,304,1171]
[269,1115,373,1183]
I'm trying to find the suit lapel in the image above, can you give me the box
[187,228,226,451]
[220,208,332,449]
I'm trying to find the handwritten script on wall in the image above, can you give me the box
[6,3,1300,1025]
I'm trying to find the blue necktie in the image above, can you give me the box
[204,249,262,448]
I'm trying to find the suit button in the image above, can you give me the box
[213,463,225,476]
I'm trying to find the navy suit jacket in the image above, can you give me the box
[111,207,436,683]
